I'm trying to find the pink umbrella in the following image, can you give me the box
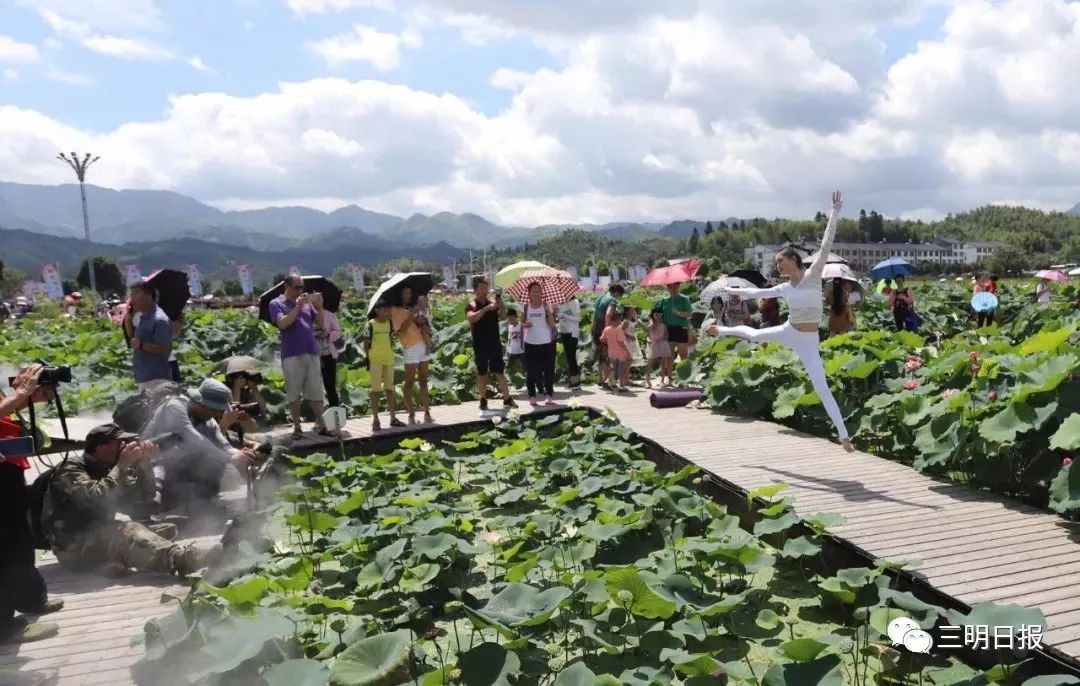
[640,260,700,287]
[1036,269,1069,284]
[507,268,580,305]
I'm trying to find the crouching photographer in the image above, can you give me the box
[0,364,65,644]
[141,378,267,515]
[40,424,214,578]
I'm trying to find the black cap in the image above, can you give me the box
[85,423,137,452]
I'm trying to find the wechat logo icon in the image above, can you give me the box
[888,617,933,654]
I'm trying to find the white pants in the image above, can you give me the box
[713,322,849,440]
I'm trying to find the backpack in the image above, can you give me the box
[113,381,187,434]
[28,460,65,550]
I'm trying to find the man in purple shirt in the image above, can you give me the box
[269,276,335,438]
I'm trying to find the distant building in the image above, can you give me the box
[744,238,1004,273]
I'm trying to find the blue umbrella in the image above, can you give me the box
[971,292,998,313]
[869,257,916,281]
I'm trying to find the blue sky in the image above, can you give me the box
[3,0,1078,225]
[0,0,556,131]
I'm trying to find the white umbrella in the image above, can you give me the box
[823,263,858,282]
[700,276,755,303]
[1069,267,1080,276]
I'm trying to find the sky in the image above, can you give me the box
[2,0,1080,227]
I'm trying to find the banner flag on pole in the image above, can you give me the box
[442,266,455,289]
[349,265,366,291]
[565,266,579,280]
[589,266,598,282]
[237,265,253,296]
[42,264,64,300]
[611,266,621,282]
[124,264,142,286]
[185,265,203,298]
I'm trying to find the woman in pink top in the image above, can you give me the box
[311,293,343,407]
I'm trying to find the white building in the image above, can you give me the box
[744,238,1004,273]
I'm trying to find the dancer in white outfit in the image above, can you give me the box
[713,191,854,452]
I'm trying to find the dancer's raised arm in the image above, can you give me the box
[806,190,843,280]
[718,283,791,299]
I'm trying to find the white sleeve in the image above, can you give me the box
[725,283,791,299]
[806,204,840,280]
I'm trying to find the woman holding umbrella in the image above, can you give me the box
[709,191,853,452]
[520,282,558,406]
[392,286,433,425]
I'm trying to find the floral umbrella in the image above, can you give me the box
[699,277,755,303]
[1035,269,1069,284]
[640,260,700,287]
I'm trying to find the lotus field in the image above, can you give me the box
[136,411,1066,685]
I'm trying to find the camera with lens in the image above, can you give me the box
[129,432,182,452]
[9,361,72,387]
[232,401,264,422]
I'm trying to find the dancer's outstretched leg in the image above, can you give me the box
[712,324,792,345]
[788,330,853,452]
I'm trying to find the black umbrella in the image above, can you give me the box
[366,272,435,316]
[143,269,190,321]
[731,269,768,288]
[258,275,342,323]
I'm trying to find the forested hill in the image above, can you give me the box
[499,205,1080,276]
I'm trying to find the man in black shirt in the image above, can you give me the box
[465,276,517,411]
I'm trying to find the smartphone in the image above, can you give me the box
[0,436,34,457]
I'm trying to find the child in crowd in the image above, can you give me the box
[364,299,403,431]
[505,308,525,382]
[415,294,435,354]
[621,305,644,375]
[646,308,672,388]
[600,308,631,393]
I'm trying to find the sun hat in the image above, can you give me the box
[188,378,231,412]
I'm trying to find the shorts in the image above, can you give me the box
[591,322,608,362]
[369,362,394,394]
[282,354,326,404]
[666,325,689,344]
[474,342,505,375]
[611,359,628,379]
[403,342,430,365]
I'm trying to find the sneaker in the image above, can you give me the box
[502,398,518,409]
[172,544,208,578]
[22,598,64,615]
[149,523,179,541]
[0,617,59,645]
[617,386,631,394]
[479,398,489,412]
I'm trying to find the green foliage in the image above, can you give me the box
[136,414,987,685]
[77,255,125,295]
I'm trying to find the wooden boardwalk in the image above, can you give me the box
[6,386,1080,683]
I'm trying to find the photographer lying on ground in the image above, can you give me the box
[41,424,216,578]
[142,378,263,514]
[0,364,64,644]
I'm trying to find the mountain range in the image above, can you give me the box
[0,181,722,280]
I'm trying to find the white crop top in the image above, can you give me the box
[723,204,841,325]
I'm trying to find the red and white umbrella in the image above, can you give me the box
[1036,269,1069,284]
[640,260,700,287]
[507,268,580,305]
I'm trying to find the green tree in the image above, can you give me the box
[219,279,244,296]
[704,221,714,236]
[595,260,610,276]
[688,227,700,255]
[77,257,124,295]
[62,279,79,295]
[985,245,1030,275]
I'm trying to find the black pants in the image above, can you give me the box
[0,464,47,625]
[158,453,228,511]
[321,355,339,407]
[976,311,995,327]
[560,334,580,381]
[524,342,556,398]
[169,360,181,383]
[893,310,907,332]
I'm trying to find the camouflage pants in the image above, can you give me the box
[54,522,192,576]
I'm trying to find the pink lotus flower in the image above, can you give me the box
[969,351,981,361]
[904,379,920,391]
[1065,457,1073,467]
[905,359,922,372]
[970,364,981,374]
[988,391,998,401]
[942,389,958,399]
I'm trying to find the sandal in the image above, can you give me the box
[372,420,382,432]
[390,418,406,428]
[423,413,434,424]
[317,427,340,438]
[291,427,304,439]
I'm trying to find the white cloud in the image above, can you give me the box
[307,24,422,70]
[80,34,175,61]
[43,65,93,86]
[187,56,212,72]
[287,0,391,16]
[17,0,165,33]
[3,68,19,81]
[3,0,1080,225]
[0,35,40,64]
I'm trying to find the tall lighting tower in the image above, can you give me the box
[57,152,101,294]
